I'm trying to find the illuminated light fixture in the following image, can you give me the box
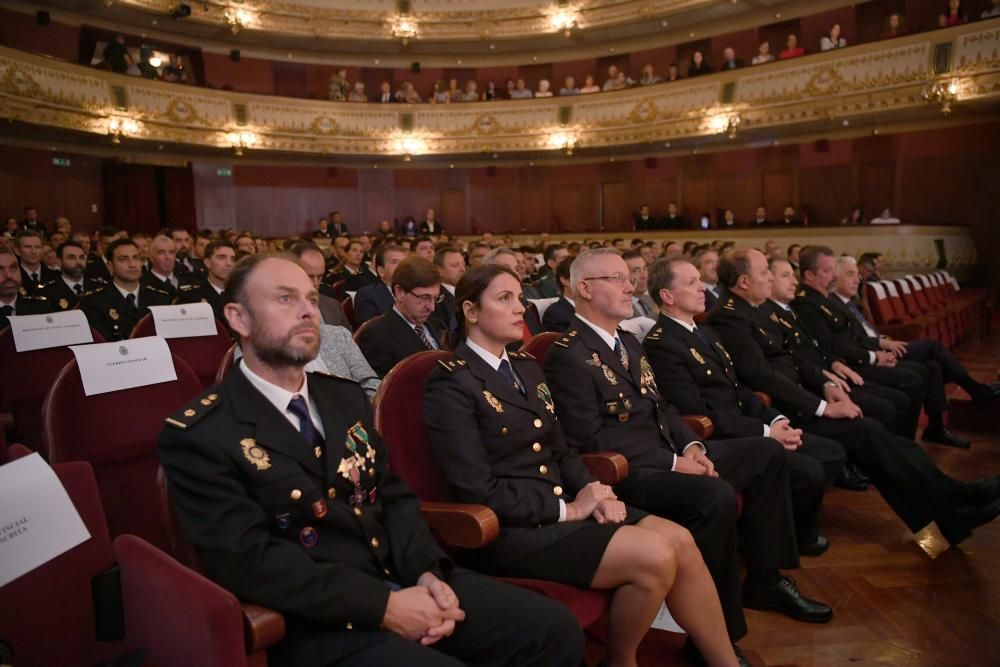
[548,130,579,155]
[708,112,741,139]
[224,6,255,34]
[226,130,258,156]
[922,78,960,114]
[393,135,427,161]
[391,15,418,45]
[107,116,139,144]
[148,55,162,68]
[549,7,579,37]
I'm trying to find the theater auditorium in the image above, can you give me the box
[0,1,998,665]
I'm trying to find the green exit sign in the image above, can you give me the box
[52,157,71,167]
[217,167,232,177]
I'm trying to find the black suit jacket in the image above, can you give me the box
[356,309,442,377]
[0,291,52,330]
[419,220,443,235]
[704,286,720,311]
[707,290,823,419]
[80,283,173,341]
[85,254,111,283]
[354,282,395,324]
[19,264,59,294]
[759,300,838,395]
[663,214,687,230]
[174,255,207,278]
[541,296,575,333]
[643,315,780,439]
[158,369,450,632]
[544,316,702,478]
[331,223,350,236]
[41,276,107,312]
[431,288,458,337]
[175,281,226,323]
[634,215,660,231]
[792,284,878,367]
[141,271,201,299]
[720,59,745,70]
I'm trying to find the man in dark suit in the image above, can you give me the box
[719,47,745,70]
[0,249,52,329]
[329,211,350,237]
[432,246,465,337]
[42,241,106,311]
[141,234,201,298]
[523,244,568,300]
[81,238,173,341]
[170,228,204,277]
[158,254,583,667]
[643,257,844,554]
[355,245,406,324]
[375,81,396,104]
[419,209,443,236]
[15,230,59,294]
[175,239,236,323]
[634,204,660,231]
[357,257,445,377]
[545,249,833,651]
[541,257,576,333]
[330,240,379,293]
[312,218,332,239]
[750,205,772,227]
[778,206,805,226]
[19,206,48,238]
[662,202,687,229]
[83,228,114,284]
[289,242,353,330]
[707,249,1000,556]
[694,248,721,311]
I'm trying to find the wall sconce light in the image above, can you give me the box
[391,15,419,45]
[224,6,255,34]
[549,130,579,155]
[393,135,427,161]
[108,116,139,144]
[226,130,258,155]
[708,112,741,139]
[922,78,959,114]
[549,7,579,37]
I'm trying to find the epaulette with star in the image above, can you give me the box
[721,297,736,311]
[508,350,535,360]
[645,326,663,341]
[143,284,171,296]
[552,329,580,348]
[436,355,468,373]
[164,390,222,430]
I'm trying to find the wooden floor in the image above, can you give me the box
[596,325,1000,666]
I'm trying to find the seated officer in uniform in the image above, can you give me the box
[158,254,583,667]
[175,239,236,322]
[642,257,844,556]
[0,248,51,330]
[707,249,1000,556]
[544,249,833,658]
[426,264,741,667]
[141,234,200,297]
[42,241,106,311]
[354,245,406,325]
[81,238,172,341]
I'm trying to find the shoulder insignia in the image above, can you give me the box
[436,356,468,373]
[18,287,28,296]
[144,284,171,296]
[508,350,535,360]
[796,289,807,297]
[819,305,834,317]
[164,391,222,430]
[179,284,197,292]
[645,326,662,341]
[82,288,102,297]
[552,335,574,348]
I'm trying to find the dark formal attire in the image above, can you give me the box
[331,222,350,236]
[80,282,173,341]
[19,219,49,237]
[431,288,458,338]
[175,281,226,323]
[41,275,107,312]
[545,316,801,641]
[526,273,559,300]
[750,218,772,227]
[703,284,721,312]
[158,367,582,667]
[426,343,645,585]
[354,282,395,325]
[419,220,443,235]
[707,291,983,547]
[331,267,378,293]
[174,254,207,278]
[19,263,59,295]
[634,215,660,231]
[357,309,443,377]
[312,229,332,239]
[663,214,687,230]
[778,217,805,226]
[720,59,745,70]
[85,253,111,283]
[0,292,52,330]
[541,296,575,333]
[644,315,844,546]
[142,270,201,299]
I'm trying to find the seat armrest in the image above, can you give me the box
[241,603,286,655]
[752,392,773,408]
[682,415,714,440]
[580,452,629,485]
[421,501,500,549]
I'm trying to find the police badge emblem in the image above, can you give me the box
[240,438,271,471]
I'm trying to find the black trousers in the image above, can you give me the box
[857,360,929,427]
[616,436,799,642]
[851,383,912,438]
[902,338,982,414]
[789,435,845,545]
[791,414,967,542]
[269,570,584,667]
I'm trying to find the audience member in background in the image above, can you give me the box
[820,24,847,51]
[355,244,406,324]
[433,246,465,336]
[881,13,908,39]
[613,70,634,89]
[663,241,683,258]
[142,234,198,296]
[235,234,257,256]
[663,202,687,229]
[639,64,663,85]
[779,206,804,227]
[82,238,172,341]
[787,244,802,272]
[15,230,58,294]
[525,243,569,299]
[130,232,151,269]
[348,81,368,102]
[579,75,601,93]
[161,54,187,83]
[870,209,900,225]
[175,240,235,322]
[559,76,579,95]
[462,80,480,102]
[751,205,772,227]
[49,231,67,251]
[19,206,47,237]
[288,242,353,329]
[398,81,422,103]
[481,248,521,275]
[624,250,656,318]
[330,239,378,293]
[328,68,349,101]
[445,79,462,103]
[982,0,1000,19]
[780,34,806,59]
[722,210,737,227]
[102,34,132,74]
[483,80,498,101]
[400,216,419,237]
[857,253,883,283]
[467,242,491,268]
[942,0,967,25]
[171,228,202,275]
[752,42,775,65]
[192,231,212,262]
[313,218,332,239]
[666,63,683,81]
[510,79,533,99]
[412,236,436,261]
[841,206,867,225]
[534,79,553,98]
[0,249,51,329]
[720,48,744,71]
[42,244,58,270]
[3,217,17,239]
[541,256,576,333]
[694,248,721,310]
[504,79,516,99]
[687,51,713,77]
[420,209,444,235]
[375,81,395,104]
[357,256,445,376]
[635,203,659,230]
[602,65,622,91]
[430,81,449,104]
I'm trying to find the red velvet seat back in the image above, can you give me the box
[0,459,126,666]
[215,342,238,384]
[0,327,105,449]
[42,355,203,550]
[372,350,453,501]
[341,295,357,329]
[130,314,234,389]
[863,283,897,326]
[881,281,911,322]
[352,314,384,343]
[523,332,560,364]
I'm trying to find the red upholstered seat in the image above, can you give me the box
[862,282,925,341]
[42,354,203,550]
[0,326,105,450]
[341,295,357,329]
[216,342,239,384]
[352,313,383,343]
[523,331,560,361]
[372,350,610,629]
[130,313,234,389]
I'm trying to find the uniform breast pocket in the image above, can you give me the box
[251,472,320,514]
[599,385,631,420]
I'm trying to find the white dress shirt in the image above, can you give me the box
[240,361,326,438]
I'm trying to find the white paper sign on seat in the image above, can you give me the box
[70,336,177,396]
[8,310,94,352]
[148,302,217,339]
[0,453,91,588]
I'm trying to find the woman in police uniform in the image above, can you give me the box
[425,264,738,667]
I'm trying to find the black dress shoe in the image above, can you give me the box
[922,427,971,449]
[962,476,1000,503]
[682,638,751,667]
[799,535,830,557]
[972,383,1000,408]
[743,575,833,623]
[834,463,870,491]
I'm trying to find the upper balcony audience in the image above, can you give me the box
[820,24,848,51]
[779,34,806,60]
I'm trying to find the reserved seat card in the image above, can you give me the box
[70,336,177,396]
[8,310,94,352]
[149,302,217,338]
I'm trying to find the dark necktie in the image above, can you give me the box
[73,283,83,296]
[30,273,38,284]
[1,304,13,317]
[287,395,325,451]
[843,299,875,334]
[498,359,525,396]
[613,336,629,371]
[125,293,137,310]
[692,326,711,347]
[413,324,433,350]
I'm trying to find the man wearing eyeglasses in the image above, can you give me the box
[545,249,831,663]
[357,256,445,377]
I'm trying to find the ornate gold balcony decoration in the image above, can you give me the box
[548,5,580,38]
[224,5,257,34]
[107,116,140,143]
[389,14,419,45]
[922,78,960,114]
[226,129,258,155]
